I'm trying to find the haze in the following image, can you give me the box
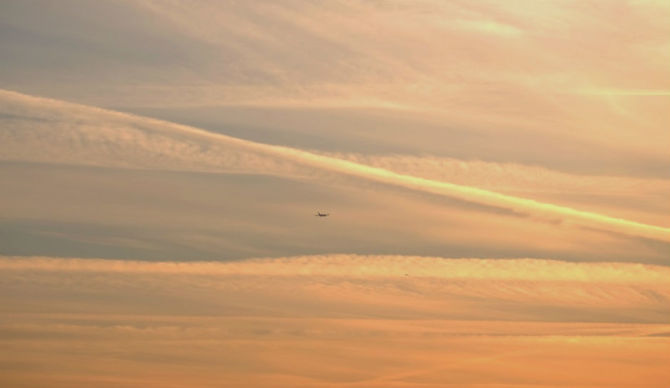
[1,1,669,387]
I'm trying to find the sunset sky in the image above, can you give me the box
[1,1,669,387]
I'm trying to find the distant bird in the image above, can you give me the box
[315,211,330,217]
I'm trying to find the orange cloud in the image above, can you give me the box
[1,255,669,387]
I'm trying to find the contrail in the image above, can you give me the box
[269,145,670,242]
[3,89,670,242]
[174,123,670,242]
[188,128,670,243]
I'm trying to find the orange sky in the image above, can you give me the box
[0,1,669,387]
[2,255,669,387]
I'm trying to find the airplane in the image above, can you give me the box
[315,211,330,217]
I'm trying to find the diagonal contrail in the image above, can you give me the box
[3,89,669,242]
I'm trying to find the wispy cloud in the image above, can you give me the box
[4,255,669,320]
[3,89,668,243]
[2,0,668,164]
[1,255,669,387]
[3,255,668,284]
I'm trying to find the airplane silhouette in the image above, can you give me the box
[315,211,330,217]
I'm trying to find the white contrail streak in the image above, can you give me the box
[263,144,670,241]
[2,89,669,242]
[170,121,670,242]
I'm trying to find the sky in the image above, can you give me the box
[1,1,669,387]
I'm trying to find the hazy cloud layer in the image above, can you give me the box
[2,0,668,177]
[1,255,669,387]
